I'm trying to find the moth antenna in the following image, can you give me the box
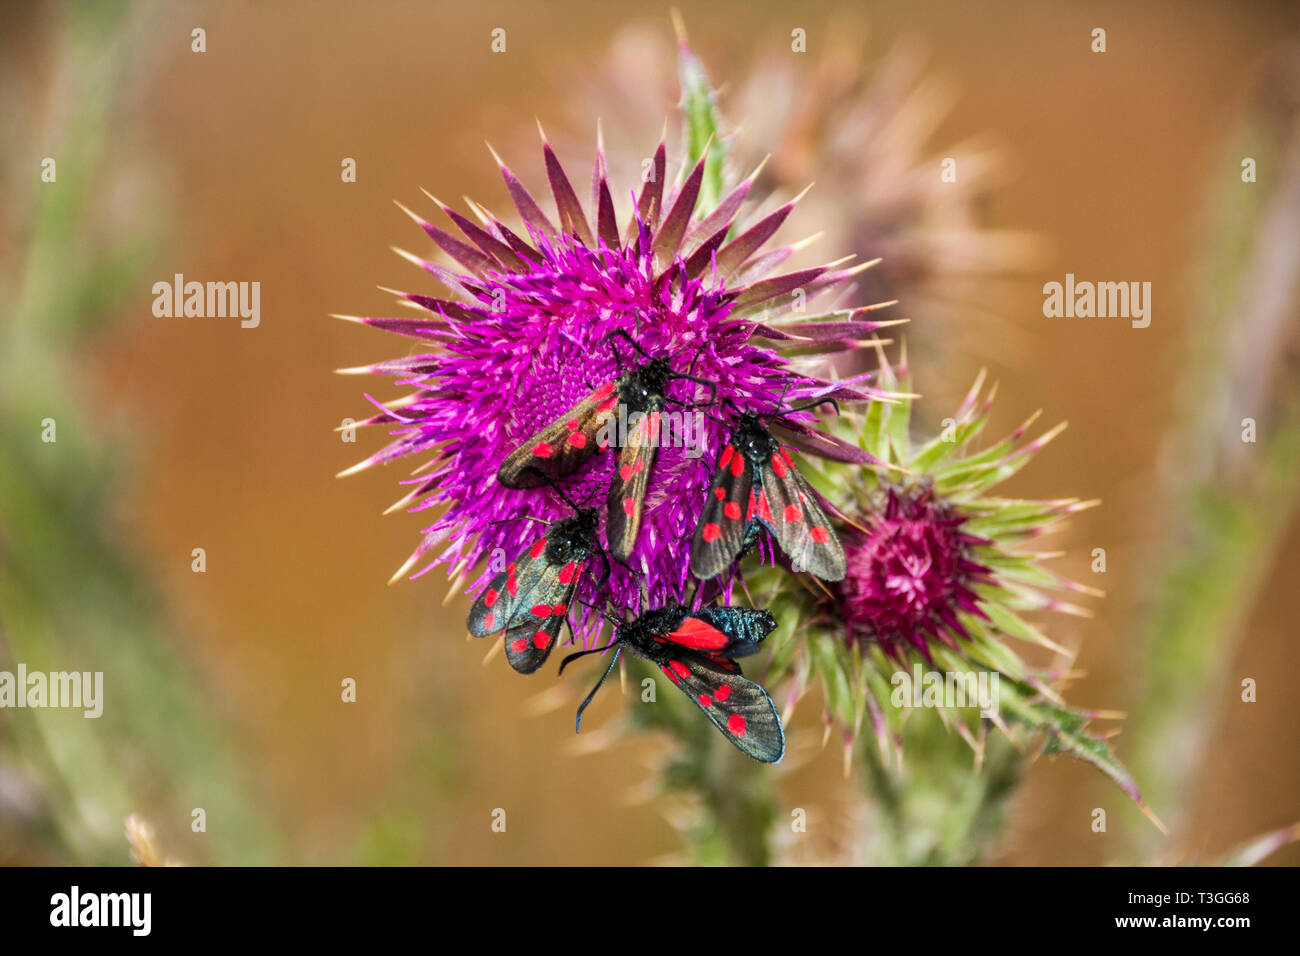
[685,339,709,379]
[519,466,582,514]
[486,515,549,527]
[605,328,652,363]
[762,396,841,420]
[669,371,719,406]
[567,646,624,733]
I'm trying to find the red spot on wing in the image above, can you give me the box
[731,454,745,476]
[724,501,741,520]
[558,563,576,585]
[702,523,721,542]
[529,538,546,559]
[770,453,788,478]
[783,503,803,523]
[483,612,495,630]
[622,497,636,516]
[756,490,773,523]
[552,603,567,616]
[506,577,518,597]
[668,660,691,680]
[781,448,794,467]
[668,617,730,650]
[727,713,748,736]
[698,694,713,707]
[530,604,552,618]
[811,526,831,544]
[510,637,528,653]
[532,442,554,458]
[719,445,734,468]
[483,589,498,608]
[533,631,551,649]
[567,431,587,448]
[714,487,726,500]
[714,684,732,702]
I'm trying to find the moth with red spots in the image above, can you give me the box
[559,604,785,763]
[497,330,716,562]
[466,498,602,674]
[691,410,847,582]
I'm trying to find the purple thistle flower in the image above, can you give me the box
[836,486,992,662]
[339,131,893,647]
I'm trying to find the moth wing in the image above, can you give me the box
[689,443,755,579]
[659,652,786,763]
[465,535,566,637]
[497,382,618,488]
[605,407,661,560]
[501,584,574,674]
[757,449,847,581]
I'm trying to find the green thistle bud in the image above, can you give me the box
[756,344,1156,818]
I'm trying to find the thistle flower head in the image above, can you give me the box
[774,347,1094,679]
[837,485,991,662]
[340,131,893,645]
[755,346,1149,809]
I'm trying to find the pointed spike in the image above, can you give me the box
[382,493,415,516]
[487,140,557,238]
[462,195,492,227]
[1141,803,1170,836]
[542,136,594,245]
[1022,420,1070,455]
[595,173,620,249]
[336,457,375,478]
[670,6,688,44]
[393,198,429,228]
[390,246,425,268]
[715,199,798,275]
[634,137,667,235]
[685,154,763,251]
[420,187,525,271]
[652,138,710,264]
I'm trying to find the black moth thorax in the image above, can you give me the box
[616,357,674,413]
[544,508,598,563]
[616,604,690,659]
[731,416,782,465]
[615,605,777,661]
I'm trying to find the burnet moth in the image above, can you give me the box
[497,329,716,562]
[466,470,609,674]
[558,604,786,763]
[690,402,847,582]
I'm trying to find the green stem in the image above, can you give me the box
[859,710,1021,866]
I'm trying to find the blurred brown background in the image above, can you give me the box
[3,0,1298,864]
